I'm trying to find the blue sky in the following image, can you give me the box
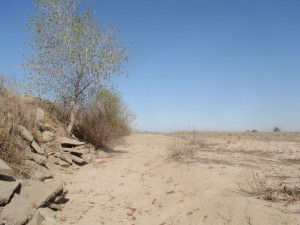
[0,0,300,132]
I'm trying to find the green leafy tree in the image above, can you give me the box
[25,0,128,134]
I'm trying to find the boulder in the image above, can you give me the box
[82,153,95,164]
[1,194,35,225]
[45,201,64,210]
[20,179,63,208]
[70,154,86,165]
[62,146,89,154]
[15,125,33,143]
[25,148,47,166]
[27,210,44,225]
[0,180,20,205]
[47,155,70,168]
[42,131,55,142]
[31,140,45,155]
[57,137,85,147]
[25,160,53,181]
[0,159,13,177]
[37,208,57,223]
[0,218,12,225]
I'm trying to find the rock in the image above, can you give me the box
[25,160,53,181]
[37,208,57,223]
[81,153,95,164]
[42,131,55,142]
[35,108,44,123]
[0,180,20,205]
[31,140,45,155]
[27,210,44,225]
[47,155,70,168]
[70,154,86,165]
[0,218,12,225]
[20,179,63,208]
[0,159,13,177]
[25,148,47,166]
[1,194,35,225]
[62,146,89,154]
[15,125,34,142]
[57,137,85,147]
[45,201,64,210]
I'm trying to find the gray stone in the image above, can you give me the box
[25,148,47,166]
[62,146,89,154]
[0,159,13,177]
[35,108,44,123]
[20,179,63,208]
[70,154,86,164]
[47,155,70,168]
[27,210,44,225]
[0,218,12,225]
[25,160,53,181]
[42,131,55,142]
[82,153,95,164]
[15,125,33,142]
[1,194,35,225]
[37,208,56,223]
[31,140,45,155]
[45,201,64,210]
[57,137,85,146]
[0,180,20,205]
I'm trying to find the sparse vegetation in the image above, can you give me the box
[237,170,300,203]
[273,126,281,132]
[75,87,135,148]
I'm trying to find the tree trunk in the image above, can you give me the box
[67,100,76,134]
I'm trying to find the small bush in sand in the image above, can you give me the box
[273,126,281,132]
[166,137,195,159]
[237,170,300,203]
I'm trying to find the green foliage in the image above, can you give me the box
[75,87,135,147]
[251,129,258,133]
[25,0,128,133]
[273,126,281,132]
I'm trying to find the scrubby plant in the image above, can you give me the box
[251,129,258,133]
[74,87,135,148]
[273,126,281,132]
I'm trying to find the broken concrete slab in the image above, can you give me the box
[0,159,13,177]
[35,108,45,123]
[15,125,34,143]
[1,194,35,225]
[57,137,85,147]
[70,154,86,165]
[45,201,64,210]
[0,180,20,205]
[20,179,63,208]
[25,160,53,181]
[31,140,45,155]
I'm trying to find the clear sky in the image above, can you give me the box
[1,0,300,132]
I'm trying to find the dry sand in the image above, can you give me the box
[56,132,300,225]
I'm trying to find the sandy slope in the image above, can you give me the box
[56,133,300,225]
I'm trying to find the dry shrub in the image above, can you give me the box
[237,170,300,203]
[166,137,196,159]
[74,87,135,148]
[0,74,35,173]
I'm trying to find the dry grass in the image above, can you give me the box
[237,170,300,203]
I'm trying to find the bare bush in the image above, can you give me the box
[166,137,196,159]
[237,170,300,203]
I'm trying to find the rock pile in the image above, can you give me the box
[0,107,97,224]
